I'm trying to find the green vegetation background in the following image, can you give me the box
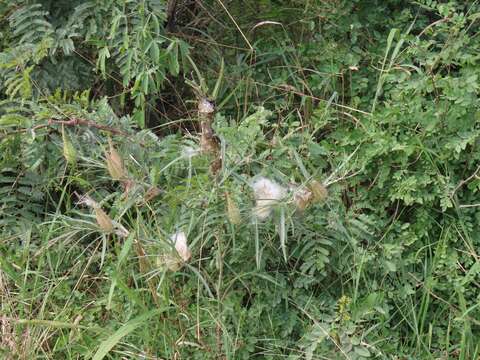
[1,0,480,359]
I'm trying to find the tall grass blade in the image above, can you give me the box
[279,207,286,262]
[92,309,164,360]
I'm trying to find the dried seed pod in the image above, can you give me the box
[308,180,328,202]
[292,186,313,211]
[144,186,161,202]
[75,193,99,209]
[159,231,191,271]
[94,207,114,232]
[172,231,191,262]
[121,179,135,198]
[226,192,241,225]
[106,139,126,180]
[62,126,77,165]
[76,193,115,233]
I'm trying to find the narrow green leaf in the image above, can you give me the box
[92,309,163,360]
[255,218,260,269]
[211,58,224,100]
[279,207,287,262]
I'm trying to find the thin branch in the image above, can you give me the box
[452,165,480,196]
[458,203,480,209]
[417,17,449,38]
[1,118,129,139]
[48,118,128,135]
[215,0,253,51]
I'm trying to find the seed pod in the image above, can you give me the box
[308,180,328,202]
[172,231,191,262]
[226,192,241,225]
[293,186,313,211]
[159,231,192,271]
[75,193,99,209]
[105,139,126,180]
[122,179,135,198]
[94,207,114,232]
[144,186,161,202]
[62,126,77,165]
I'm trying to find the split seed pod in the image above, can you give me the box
[172,231,191,262]
[292,186,313,211]
[159,231,191,271]
[76,193,114,233]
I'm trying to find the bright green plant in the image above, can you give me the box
[2,1,480,359]
[0,0,188,127]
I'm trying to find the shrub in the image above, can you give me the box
[1,1,480,359]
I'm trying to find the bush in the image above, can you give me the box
[1,1,480,359]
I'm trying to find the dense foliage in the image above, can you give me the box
[1,1,480,359]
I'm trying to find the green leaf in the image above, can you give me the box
[97,47,110,77]
[384,260,397,272]
[211,58,224,100]
[279,206,287,262]
[167,41,179,76]
[354,346,371,358]
[92,309,164,360]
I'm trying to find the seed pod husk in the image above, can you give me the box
[158,231,191,271]
[144,186,161,202]
[293,186,313,211]
[172,231,191,262]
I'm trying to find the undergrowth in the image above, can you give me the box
[1,1,480,359]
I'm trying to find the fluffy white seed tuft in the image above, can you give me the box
[251,177,286,220]
[182,146,200,159]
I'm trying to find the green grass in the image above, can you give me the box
[3,0,480,359]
